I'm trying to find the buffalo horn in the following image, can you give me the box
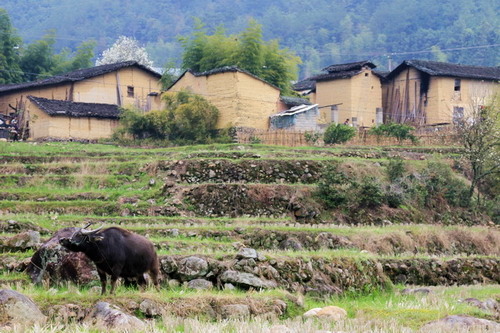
[80,226,103,235]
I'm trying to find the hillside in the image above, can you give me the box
[2,0,499,76]
[0,142,498,331]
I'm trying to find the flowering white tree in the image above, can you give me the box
[96,36,154,68]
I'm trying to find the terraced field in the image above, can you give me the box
[0,142,498,332]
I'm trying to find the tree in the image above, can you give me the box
[323,123,356,144]
[455,93,499,204]
[164,90,219,142]
[179,18,301,92]
[19,32,58,81]
[0,8,23,84]
[96,36,154,68]
[19,32,95,81]
[237,19,263,74]
[50,41,96,76]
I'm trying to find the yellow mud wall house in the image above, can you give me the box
[383,60,500,125]
[293,61,382,128]
[0,61,162,140]
[166,66,281,130]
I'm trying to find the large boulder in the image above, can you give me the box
[84,301,145,331]
[0,289,46,327]
[177,256,209,281]
[220,270,277,289]
[26,227,96,285]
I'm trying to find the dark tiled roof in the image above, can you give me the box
[322,60,375,73]
[168,66,280,91]
[28,96,120,119]
[373,70,390,79]
[292,78,316,91]
[280,96,312,107]
[310,70,363,81]
[388,60,500,81]
[0,61,161,94]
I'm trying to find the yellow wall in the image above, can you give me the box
[28,103,118,140]
[385,68,498,124]
[316,68,381,127]
[168,70,280,129]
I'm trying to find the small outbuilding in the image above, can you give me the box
[270,103,319,131]
[27,96,120,140]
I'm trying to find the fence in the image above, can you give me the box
[235,125,459,147]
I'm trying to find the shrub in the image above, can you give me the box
[369,123,418,145]
[323,124,356,144]
[316,163,355,209]
[304,131,322,145]
[386,158,406,182]
[165,91,219,143]
[358,177,385,208]
[115,90,220,144]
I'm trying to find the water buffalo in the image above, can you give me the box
[59,225,160,295]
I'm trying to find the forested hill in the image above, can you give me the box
[2,0,499,77]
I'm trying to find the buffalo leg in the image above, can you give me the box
[137,275,147,291]
[149,268,160,291]
[110,275,119,295]
[97,268,107,295]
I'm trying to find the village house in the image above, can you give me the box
[0,61,162,140]
[383,60,500,126]
[293,60,383,128]
[166,66,281,130]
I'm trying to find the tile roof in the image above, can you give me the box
[309,70,363,81]
[292,78,316,91]
[388,60,500,81]
[168,66,280,91]
[280,96,312,107]
[322,60,376,73]
[28,96,120,119]
[0,61,161,95]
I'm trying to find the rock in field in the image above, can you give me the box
[220,270,277,289]
[220,304,250,319]
[84,301,145,331]
[1,230,40,250]
[303,307,323,318]
[26,227,96,285]
[422,315,500,330]
[236,247,258,259]
[0,289,46,327]
[139,299,162,317]
[177,256,209,280]
[315,306,348,320]
[303,306,347,321]
[187,278,213,290]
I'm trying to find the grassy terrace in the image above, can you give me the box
[0,141,497,332]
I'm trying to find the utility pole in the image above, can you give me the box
[387,54,393,71]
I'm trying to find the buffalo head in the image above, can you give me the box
[59,225,104,252]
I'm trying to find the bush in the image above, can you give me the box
[386,158,406,182]
[115,90,220,144]
[358,177,385,208]
[304,131,322,145]
[316,163,355,209]
[323,124,356,144]
[369,123,418,145]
